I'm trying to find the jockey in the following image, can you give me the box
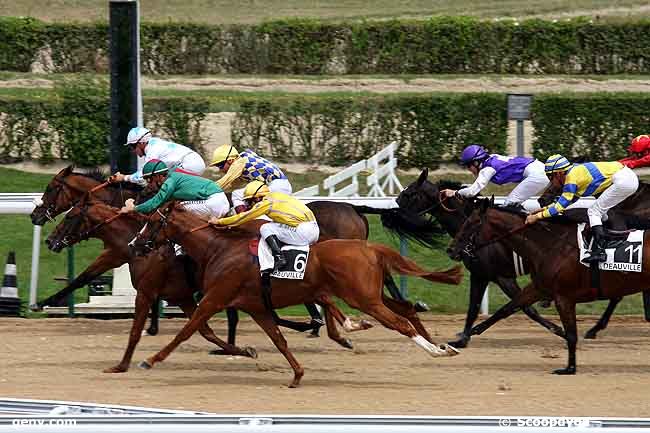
[209,145,291,213]
[620,135,650,169]
[441,144,549,211]
[119,159,229,220]
[209,180,319,273]
[525,154,639,263]
[111,127,206,185]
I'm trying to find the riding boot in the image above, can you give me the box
[585,225,607,263]
[265,235,287,269]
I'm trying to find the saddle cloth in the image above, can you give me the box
[577,223,644,272]
[249,239,310,280]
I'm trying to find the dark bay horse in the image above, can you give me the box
[390,168,563,347]
[131,204,463,387]
[449,201,650,374]
[537,178,650,335]
[46,199,258,372]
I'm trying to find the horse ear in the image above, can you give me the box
[62,165,74,175]
[416,168,428,186]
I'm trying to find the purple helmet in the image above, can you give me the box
[460,144,489,166]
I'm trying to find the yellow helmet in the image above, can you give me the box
[243,181,270,200]
[210,145,239,167]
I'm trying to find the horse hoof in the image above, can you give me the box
[29,303,43,312]
[584,330,597,340]
[440,344,460,356]
[103,365,128,373]
[339,338,354,350]
[244,347,258,359]
[138,360,153,370]
[447,337,469,349]
[414,301,429,312]
[553,366,576,375]
[145,328,158,336]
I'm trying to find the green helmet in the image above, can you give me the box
[142,159,169,178]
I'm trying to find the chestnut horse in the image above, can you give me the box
[46,199,258,372]
[449,200,650,374]
[131,203,463,387]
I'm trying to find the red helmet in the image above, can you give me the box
[629,135,650,153]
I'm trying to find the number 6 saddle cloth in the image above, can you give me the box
[249,239,310,280]
[576,223,644,272]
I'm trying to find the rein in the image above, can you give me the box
[473,224,529,251]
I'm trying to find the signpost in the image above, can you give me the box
[507,94,533,157]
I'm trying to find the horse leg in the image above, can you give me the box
[385,273,428,312]
[226,308,239,345]
[314,294,373,333]
[139,299,219,369]
[381,294,434,343]
[496,276,565,338]
[175,299,257,359]
[104,291,153,373]
[643,291,650,322]
[553,294,578,375]
[304,303,324,337]
[321,303,354,349]
[271,310,317,333]
[357,302,457,357]
[449,272,487,348]
[584,297,621,339]
[146,297,161,336]
[471,283,542,336]
[250,311,304,388]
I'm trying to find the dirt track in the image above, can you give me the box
[1,315,649,415]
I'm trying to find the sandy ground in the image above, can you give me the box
[1,315,649,416]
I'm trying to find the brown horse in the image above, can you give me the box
[131,203,463,387]
[46,199,259,372]
[449,200,650,374]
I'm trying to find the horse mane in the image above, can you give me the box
[74,168,143,192]
[437,179,463,190]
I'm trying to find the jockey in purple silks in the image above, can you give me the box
[441,144,549,212]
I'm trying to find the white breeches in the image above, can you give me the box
[181,192,230,220]
[232,178,293,208]
[504,160,549,212]
[258,221,319,271]
[586,166,638,227]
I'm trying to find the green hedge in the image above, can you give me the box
[2,16,650,74]
[531,93,650,161]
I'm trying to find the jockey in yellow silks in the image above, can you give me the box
[525,154,639,263]
[209,180,319,272]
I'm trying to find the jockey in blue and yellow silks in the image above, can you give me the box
[209,145,292,213]
[525,154,639,263]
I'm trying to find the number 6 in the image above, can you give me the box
[294,253,307,272]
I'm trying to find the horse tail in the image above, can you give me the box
[373,243,463,285]
[351,205,445,248]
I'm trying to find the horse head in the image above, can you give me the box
[447,197,493,261]
[129,202,180,257]
[31,165,76,225]
[46,195,92,253]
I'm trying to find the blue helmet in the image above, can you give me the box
[460,145,489,166]
[125,127,151,146]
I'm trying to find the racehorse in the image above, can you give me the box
[32,167,428,345]
[130,203,463,387]
[449,199,650,374]
[46,198,258,372]
[537,179,650,335]
[390,168,564,347]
